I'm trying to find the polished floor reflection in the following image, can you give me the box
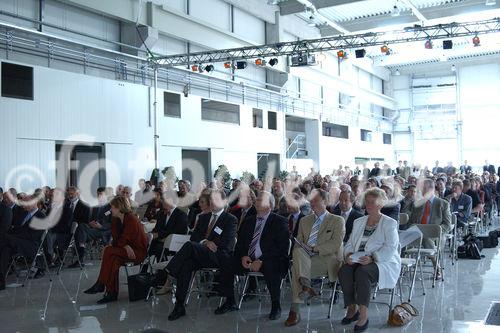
[1,224,500,333]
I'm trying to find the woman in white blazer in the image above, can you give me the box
[338,187,401,332]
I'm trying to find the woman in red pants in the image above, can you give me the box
[84,196,148,303]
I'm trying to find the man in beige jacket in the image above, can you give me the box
[284,189,345,326]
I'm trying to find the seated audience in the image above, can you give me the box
[448,180,472,229]
[69,187,112,268]
[83,196,148,303]
[163,189,237,321]
[216,191,289,321]
[122,186,139,211]
[143,188,163,222]
[177,180,197,214]
[142,191,188,273]
[285,189,345,326]
[339,188,401,333]
[0,195,47,289]
[286,193,306,240]
[333,190,364,243]
[400,184,416,215]
[380,182,401,222]
[408,179,451,279]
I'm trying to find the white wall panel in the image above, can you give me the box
[44,0,120,50]
[0,0,38,29]
[151,34,187,56]
[233,7,265,44]
[189,0,230,31]
[166,0,186,13]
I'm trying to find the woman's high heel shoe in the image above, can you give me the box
[83,282,105,294]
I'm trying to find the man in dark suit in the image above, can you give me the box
[141,191,188,273]
[333,190,363,243]
[460,160,472,175]
[368,162,381,178]
[45,188,74,266]
[432,161,444,175]
[215,191,289,320]
[0,190,13,237]
[286,193,306,240]
[229,186,257,233]
[69,187,113,268]
[165,189,237,321]
[0,195,46,289]
[483,160,495,175]
[67,186,91,226]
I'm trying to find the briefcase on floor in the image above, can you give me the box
[127,273,154,302]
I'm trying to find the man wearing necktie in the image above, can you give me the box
[215,191,289,320]
[140,191,188,273]
[165,189,237,321]
[408,179,451,280]
[69,187,115,268]
[285,189,345,326]
[0,195,46,290]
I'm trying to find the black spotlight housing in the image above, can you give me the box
[236,61,247,69]
[443,40,453,49]
[355,49,366,58]
[269,58,279,66]
[205,65,215,72]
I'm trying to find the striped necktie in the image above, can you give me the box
[249,217,266,260]
[307,215,322,247]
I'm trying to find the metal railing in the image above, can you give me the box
[286,134,307,159]
[0,21,393,132]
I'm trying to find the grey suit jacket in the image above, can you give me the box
[408,196,452,233]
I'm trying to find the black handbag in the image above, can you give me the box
[127,273,154,302]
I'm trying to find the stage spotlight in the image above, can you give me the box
[236,61,247,69]
[394,69,401,76]
[473,35,480,46]
[337,50,346,58]
[269,58,279,66]
[205,65,214,72]
[425,39,433,49]
[223,62,232,69]
[191,64,199,72]
[380,45,389,54]
[443,40,453,49]
[255,58,265,66]
[451,64,456,72]
[355,49,366,58]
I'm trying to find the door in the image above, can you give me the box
[182,149,210,192]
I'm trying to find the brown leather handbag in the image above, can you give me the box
[388,302,419,326]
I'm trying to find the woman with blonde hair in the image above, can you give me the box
[338,187,401,332]
[84,196,148,303]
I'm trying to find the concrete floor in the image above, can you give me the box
[1,223,500,333]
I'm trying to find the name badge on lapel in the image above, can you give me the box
[458,205,464,210]
[104,210,111,216]
[214,227,223,235]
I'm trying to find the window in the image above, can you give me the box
[164,92,181,117]
[383,133,392,145]
[252,108,263,128]
[268,111,277,130]
[201,100,240,124]
[360,129,372,142]
[1,62,33,100]
[322,122,349,139]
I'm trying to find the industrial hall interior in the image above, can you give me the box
[2,0,500,332]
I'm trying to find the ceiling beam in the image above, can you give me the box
[400,0,427,22]
[327,2,500,33]
[279,0,365,15]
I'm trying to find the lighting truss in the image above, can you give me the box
[154,18,500,67]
